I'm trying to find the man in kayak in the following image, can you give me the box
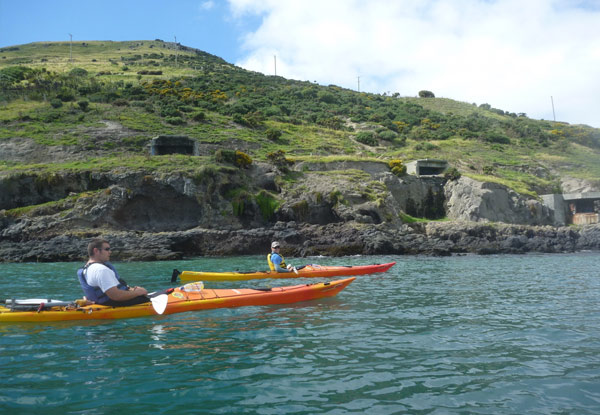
[77,238,150,306]
[267,241,298,273]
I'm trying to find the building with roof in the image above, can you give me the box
[541,192,600,225]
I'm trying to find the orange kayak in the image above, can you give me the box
[176,262,396,282]
[0,277,355,322]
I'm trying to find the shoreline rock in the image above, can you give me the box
[1,221,598,263]
[2,161,599,263]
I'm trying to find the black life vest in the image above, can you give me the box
[76,262,128,305]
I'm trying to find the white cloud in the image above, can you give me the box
[199,1,215,11]
[227,0,600,127]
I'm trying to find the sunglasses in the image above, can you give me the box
[101,247,111,251]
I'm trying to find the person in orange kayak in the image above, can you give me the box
[267,241,297,273]
[77,238,149,306]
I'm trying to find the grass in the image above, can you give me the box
[1,40,599,198]
[0,41,202,78]
[399,212,449,223]
[0,154,226,175]
[291,154,386,163]
[403,96,510,121]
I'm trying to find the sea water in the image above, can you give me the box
[1,253,599,414]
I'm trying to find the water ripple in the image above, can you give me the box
[1,253,600,414]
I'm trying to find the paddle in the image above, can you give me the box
[2,299,75,312]
[146,288,174,315]
[171,269,180,283]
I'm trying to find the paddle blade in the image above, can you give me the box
[150,294,168,315]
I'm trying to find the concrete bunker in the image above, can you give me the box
[150,135,198,156]
[406,159,448,176]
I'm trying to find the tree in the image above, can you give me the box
[418,90,435,98]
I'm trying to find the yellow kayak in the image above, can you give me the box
[174,262,396,282]
[0,277,355,323]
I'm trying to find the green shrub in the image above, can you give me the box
[231,190,252,217]
[165,116,185,125]
[57,88,75,102]
[69,67,88,77]
[215,149,252,168]
[255,190,279,220]
[482,131,510,144]
[215,149,236,164]
[179,105,194,113]
[235,150,252,168]
[394,136,408,146]
[418,90,435,98]
[39,111,62,122]
[356,131,377,146]
[233,111,264,128]
[77,100,89,111]
[0,66,32,83]
[160,105,181,117]
[388,159,407,176]
[378,130,397,141]
[266,128,282,141]
[50,98,63,109]
[318,91,337,104]
[266,149,293,173]
[264,105,281,116]
[318,116,344,130]
[414,142,439,151]
[192,111,206,122]
[444,167,461,181]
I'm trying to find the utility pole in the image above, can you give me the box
[357,76,360,93]
[274,55,277,76]
[174,35,178,67]
[551,96,556,121]
[69,33,72,62]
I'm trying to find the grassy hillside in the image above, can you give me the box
[1,40,599,197]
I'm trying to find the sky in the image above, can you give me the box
[1,0,599,128]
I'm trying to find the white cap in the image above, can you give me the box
[271,241,280,248]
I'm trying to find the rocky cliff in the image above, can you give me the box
[2,152,599,262]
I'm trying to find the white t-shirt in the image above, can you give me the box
[85,263,119,293]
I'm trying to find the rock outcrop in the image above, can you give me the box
[444,176,554,225]
[1,157,599,262]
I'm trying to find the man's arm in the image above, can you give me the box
[271,255,291,273]
[105,286,148,301]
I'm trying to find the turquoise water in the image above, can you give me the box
[1,253,600,414]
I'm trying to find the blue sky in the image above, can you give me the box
[0,0,259,63]
[1,0,599,128]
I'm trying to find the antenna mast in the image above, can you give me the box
[174,36,178,67]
